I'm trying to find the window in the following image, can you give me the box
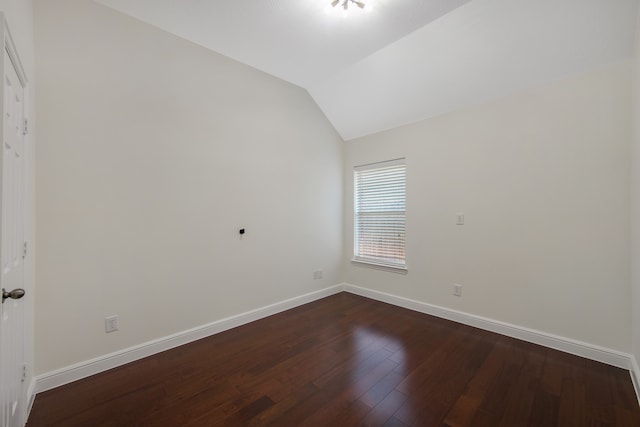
[354,158,406,271]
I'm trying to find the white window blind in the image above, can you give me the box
[354,159,406,269]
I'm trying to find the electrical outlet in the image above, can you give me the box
[453,284,463,297]
[105,315,119,333]
[313,269,323,280]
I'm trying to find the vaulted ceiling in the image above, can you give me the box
[95,0,638,140]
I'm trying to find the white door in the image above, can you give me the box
[0,27,26,427]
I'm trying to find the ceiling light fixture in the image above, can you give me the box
[331,0,366,11]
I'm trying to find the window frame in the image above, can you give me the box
[352,158,407,274]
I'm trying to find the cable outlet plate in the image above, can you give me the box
[105,315,119,333]
[453,284,463,297]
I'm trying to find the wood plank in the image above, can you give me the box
[26,293,640,426]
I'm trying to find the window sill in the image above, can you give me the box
[351,259,408,275]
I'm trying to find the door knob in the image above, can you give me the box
[2,288,25,303]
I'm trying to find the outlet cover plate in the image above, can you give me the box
[105,315,119,333]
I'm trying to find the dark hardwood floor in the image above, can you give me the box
[28,293,640,426]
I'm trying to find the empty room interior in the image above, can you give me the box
[1,0,640,425]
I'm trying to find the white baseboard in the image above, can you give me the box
[34,282,637,404]
[35,285,343,393]
[343,284,632,370]
[631,356,640,406]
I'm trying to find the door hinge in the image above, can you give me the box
[23,118,28,135]
[23,241,27,259]
[21,364,27,383]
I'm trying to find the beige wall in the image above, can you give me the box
[632,5,640,372]
[345,61,632,352]
[34,0,343,373]
[33,0,638,380]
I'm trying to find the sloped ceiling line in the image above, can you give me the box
[95,0,639,140]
